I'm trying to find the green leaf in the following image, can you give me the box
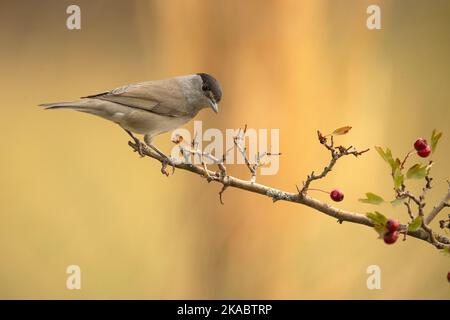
[390,197,407,207]
[332,126,352,136]
[359,192,384,205]
[408,216,423,231]
[373,224,387,238]
[375,146,401,174]
[367,212,389,237]
[406,163,430,179]
[394,158,401,170]
[441,246,450,257]
[393,166,404,189]
[366,211,389,225]
[375,146,393,165]
[430,129,442,153]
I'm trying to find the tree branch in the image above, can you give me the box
[425,181,450,225]
[127,138,450,250]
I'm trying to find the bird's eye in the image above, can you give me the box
[202,84,209,91]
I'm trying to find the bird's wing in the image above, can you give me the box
[83,79,189,117]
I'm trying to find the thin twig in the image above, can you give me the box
[219,184,229,205]
[300,131,369,194]
[232,126,281,183]
[425,181,450,225]
[400,150,415,170]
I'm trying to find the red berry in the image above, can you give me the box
[417,145,431,158]
[383,231,399,244]
[386,219,400,232]
[447,272,450,283]
[330,189,344,202]
[414,138,428,151]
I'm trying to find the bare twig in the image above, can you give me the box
[233,125,258,183]
[232,125,281,183]
[219,184,229,205]
[400,150,415,170]
[300,131,369,194]
[425,181,450,225]
[404,199,415,220]
[172,133,228,177]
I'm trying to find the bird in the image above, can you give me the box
[40,73,222,160]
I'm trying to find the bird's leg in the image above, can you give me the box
[144,135,176,175]
[124,129,146,157]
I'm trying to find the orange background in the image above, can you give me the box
[0,0,449,299]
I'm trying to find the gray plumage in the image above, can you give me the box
[40,73,222,147]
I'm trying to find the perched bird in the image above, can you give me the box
[40,73,222,159]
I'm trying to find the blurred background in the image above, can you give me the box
[0,0,449,299]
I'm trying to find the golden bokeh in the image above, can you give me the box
[0,0,449,299]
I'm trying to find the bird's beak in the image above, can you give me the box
[209,99,219,114]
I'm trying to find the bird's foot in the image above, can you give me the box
[161,156,176,176]
[132,139,147,157]
[124,129,146,157]
[144,143,176,175]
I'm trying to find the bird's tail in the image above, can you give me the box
[39,98,122,120]
[39,100,88,110]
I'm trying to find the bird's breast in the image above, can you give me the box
[118,109,191,136]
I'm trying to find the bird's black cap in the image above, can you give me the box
[197,73,222,103]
